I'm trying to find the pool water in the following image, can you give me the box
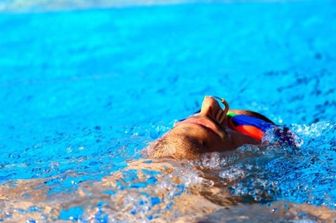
[1,1,336,222]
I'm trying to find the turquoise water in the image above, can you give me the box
[1,1,336,221]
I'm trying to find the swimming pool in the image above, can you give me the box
[1,1,336,222]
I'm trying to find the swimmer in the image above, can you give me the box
[147,96,296,160]
[1,97,334,222]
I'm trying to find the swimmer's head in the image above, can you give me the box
[146,96,258,160]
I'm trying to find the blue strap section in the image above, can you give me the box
[230,115,274,132]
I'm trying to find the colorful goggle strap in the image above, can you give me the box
[227,111,275,141]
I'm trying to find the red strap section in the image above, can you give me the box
[234,125,264,141]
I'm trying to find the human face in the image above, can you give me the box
[169,96,259,153]
[172,115,258,153]
[147,96,259,160]
[173,115,234,152]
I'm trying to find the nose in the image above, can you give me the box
[200,96,229,127]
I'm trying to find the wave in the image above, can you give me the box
[1,121,335,222]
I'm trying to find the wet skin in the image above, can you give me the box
[147,96,259,160]
[173,115,258,152]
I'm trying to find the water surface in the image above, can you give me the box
[0,1,336,222]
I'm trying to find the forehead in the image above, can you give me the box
[166,135,205,154]
[172,122,220,139]
[173,123,196,131]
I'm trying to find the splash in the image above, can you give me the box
[197,121,336,208]
[0,160,210,222]
[1,120,336,223]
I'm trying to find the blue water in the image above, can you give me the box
[1,1,336,221]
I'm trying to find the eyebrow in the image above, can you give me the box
[184,136,205,150]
